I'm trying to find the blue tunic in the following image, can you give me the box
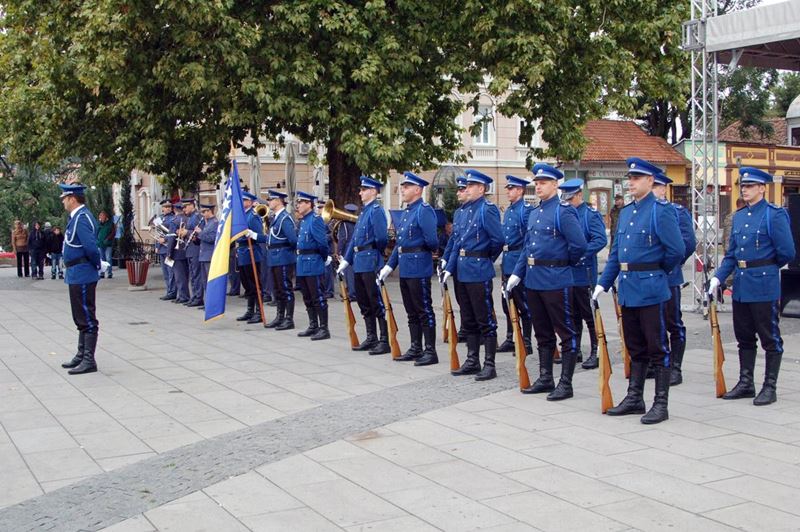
[444,197,503,283]
[666,202,696,287]
[571,202,607,287]
[343,201,388,273]
[501,199,533,276]
[387,198,439,279]
[236,208,267,266]
[267,209,298,267]
[198,217,219,262]
[296,212,330,277]
[63,206,101,285]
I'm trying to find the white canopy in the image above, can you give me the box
[706,0,800,71]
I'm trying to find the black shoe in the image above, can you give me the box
[722,349,757,400]
[310,307,330,340]
[61,332,85,369]
[547,351,576,401]
[475,336,497,381]
[521,348,555,393]
[353,317,378,351]
[58,273,64,279]
[451,335,481,375]
[369,318,391,355]
[68,332,98,375]
[275,299,295,330]
[186,301,202,308]
[160,294,176,301]
[236,297,256,321]
[99,273,105,279]
[641,366,670,424]
[107,274,112,279]
[247,311,263,324]
[608,360,647,415]
[51,274,56,280]
[397,323,423,361]
[497,336,515,353]
[298,308,319,337]
[581,354,599,370]
[415,326,439,367]
[753,351,781,406]
[265,301,284,328]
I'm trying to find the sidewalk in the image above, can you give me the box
[0,267,798,531]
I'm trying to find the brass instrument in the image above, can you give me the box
[254,203,271,233]
[148,216,174,242]
[321,199,358,239]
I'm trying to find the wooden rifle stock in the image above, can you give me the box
[593,299,614,413]
[338,275,360,348]
[443,285,460,370]
[442,286,451,342]
[611,287,631,379]
[380,281,402,359]
[508,297,531,390]
[709,296,727,398]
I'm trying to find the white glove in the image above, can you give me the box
[246,229,258,240]
[377,265,393,283]
[441,271,451,285]
[439,259,447,270]
[100,261,111,272]
[505,274,521,292]
[336,260,349,275]
[325,255,332,267]
[592,285,605,300]
[708,277,720,296]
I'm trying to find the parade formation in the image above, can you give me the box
[55,158,796,428]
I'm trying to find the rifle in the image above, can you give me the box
[709,293,727,398]
[592,299,614,413]
[443,281,460,371]
[442,282,452,342]
[507,291,530,390]
[380,280,402,359]
[611,286,631,379]
[338,274,360,348]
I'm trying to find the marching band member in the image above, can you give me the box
[196,203,219,310]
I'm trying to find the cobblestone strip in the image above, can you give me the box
[0,360,520,531]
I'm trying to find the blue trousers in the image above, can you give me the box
[173,258,190,301]
[343,264,357,299]
[228,253,240,294]
[160,253,175,296]
[187,255,201,302]
[198,261,210,304]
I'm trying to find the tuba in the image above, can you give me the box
[321,199,358,240]
[254,203,271,233]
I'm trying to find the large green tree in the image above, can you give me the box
[1,0,688,204]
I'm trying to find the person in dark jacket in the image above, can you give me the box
[47,226,65,279]
[28,221,47,280]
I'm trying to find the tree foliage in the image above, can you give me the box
[772,73,800,117]
[719,67,778,138]
[0,167,66,249]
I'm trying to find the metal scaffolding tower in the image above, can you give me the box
[682,0,719,315]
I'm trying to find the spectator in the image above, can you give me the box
[11,219,30,277]
[48,226,65,279]
[608,194,624,247]
[28,221,46,280]
[96,210,115,279]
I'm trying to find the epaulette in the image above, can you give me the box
[560,201,570,207]
[736,204,748,211]
[656,198,669,205]
[767,203,783,210]
[588,205,597,211]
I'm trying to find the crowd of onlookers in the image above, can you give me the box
[9,212,116,280]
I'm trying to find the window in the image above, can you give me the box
[791,127,800,147]
[472,105,494,146]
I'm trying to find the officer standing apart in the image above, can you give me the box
[238,191,268,324]
[444,169,504,380]
[558,179,607,369]
[197,203,219,310]
[264,190,298,330]
[594,157,684,424]
[169,201,191,304]
[59,183,108,375]
[652,172,696,385]
[181,198,203,307]
[157,200,177,300]
[709,167,795,405]
[379,172,440,366]
[294,191,333,340]
[337,176,390,355]
[506,164,587,399]
[497,175,534,356]
[440,176,468,342]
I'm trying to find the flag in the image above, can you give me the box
[204,161,248,322]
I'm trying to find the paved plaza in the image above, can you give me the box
[0,265,799,531]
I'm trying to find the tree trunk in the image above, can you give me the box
[327,137,362,207]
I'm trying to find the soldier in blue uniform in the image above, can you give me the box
[507,164,587,399]
[168,201,191,304]
[498,174,534,355]
[558,178,607,370]
[652,172,696,385]
[294,191,333,340]
[379,172,440,366]
[594,157,684,424]
[58,183,105,375]
[336,203,359,301]
[440,176,468,342]
[197,203,219,310]
[709,167,795,405]
[264,190,298,330]
[181,198,203,307]
[157,200,177,300]
[443,169,504,380]
[318,201,336,299]
[338,176,390,355]
[238,191,268,324]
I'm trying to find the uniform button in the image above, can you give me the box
[536,219,539,223]
[741,248,744,251]
[649,273,653,276]
[623,248,627,252]
[742,236,746,240]
[748,212,752,216]
[630,222,634,226]
[633,210,637,214]
[627,235,630,239]
[623,274,627,279]
[745,224,748,227]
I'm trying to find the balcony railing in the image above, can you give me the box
[470,147,498,160]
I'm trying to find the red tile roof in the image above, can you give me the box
[579,120,688,166]
[718,117,787,145]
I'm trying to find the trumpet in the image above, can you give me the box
[254,203,271,233]
[321,199,358,239]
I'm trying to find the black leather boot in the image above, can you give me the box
[522,318,533,356]
[247,297,264,324]
[641,365,670,424]
[457,329,467,343]
[475,336,497,381]
[607,359,647,415]
[397,323,423,361]
[68,332,97,375]
[415,326,439,366]
[310,306,330,340]
[451,334,481,375]
[353,317,378,351]
[522,348,555,393]
[236,297,255,321]
[276,299,295,330]
[753,351,781,406]
[265,301,284,328]
[61,332,85,369]
[369,317,391,355]
[497,321,514,352]
[722,349,757,400]
[547,350,576,400]
[670,337,685,386]
[582,337,599,369]
[297,308,319,337]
